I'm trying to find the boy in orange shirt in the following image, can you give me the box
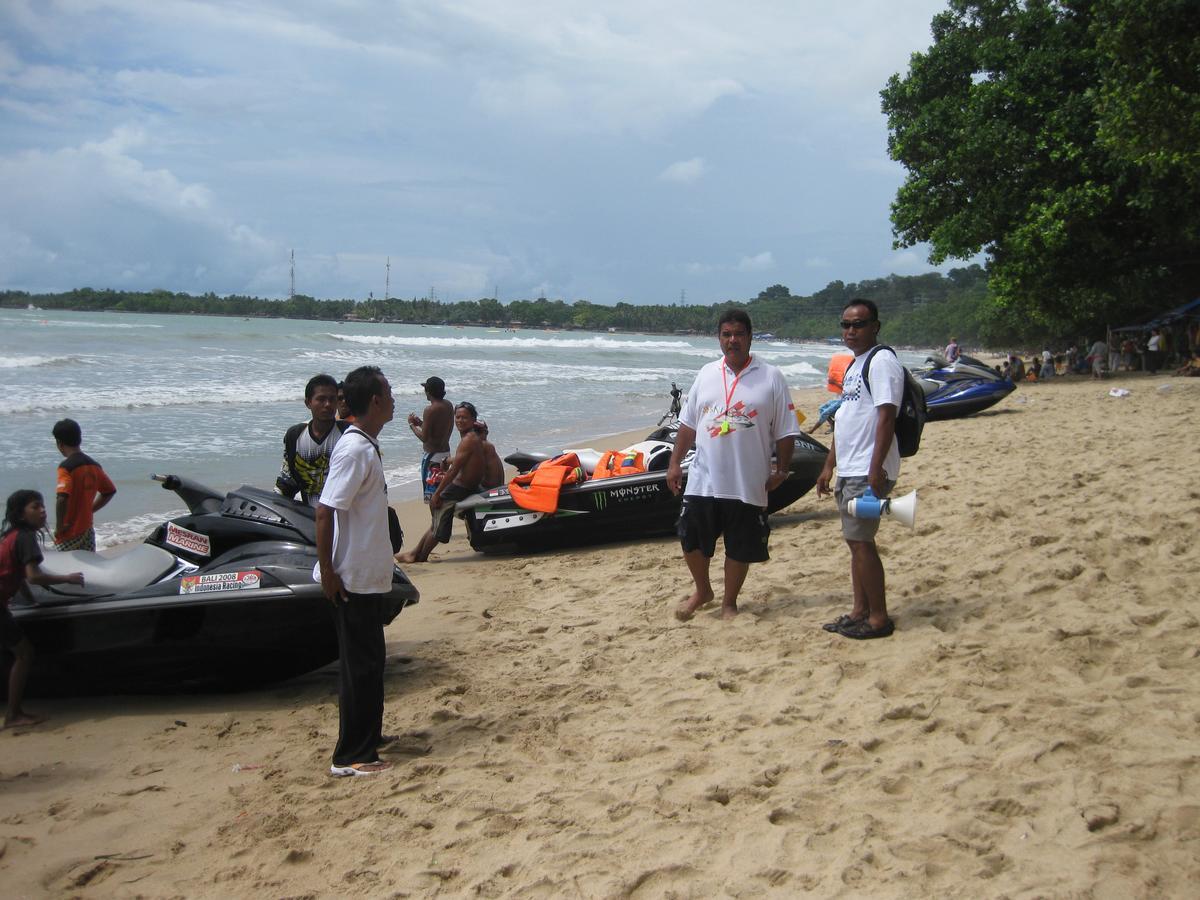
[52,419,116,551]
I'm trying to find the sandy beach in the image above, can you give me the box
[3,372,1199,897]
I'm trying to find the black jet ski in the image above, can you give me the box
[455,425,828,554]
[8,474,419,696]
[914,353,1016,420]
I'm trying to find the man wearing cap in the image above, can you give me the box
[407,376,454,503]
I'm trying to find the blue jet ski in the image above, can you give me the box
[914,353,1016,420]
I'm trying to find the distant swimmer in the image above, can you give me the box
[407,376,453,504]
[52,418,116,552]
[277,374,347,507]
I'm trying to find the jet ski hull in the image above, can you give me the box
[916,354,1016,420]
[457,432,828,554]
[6,480,420,697]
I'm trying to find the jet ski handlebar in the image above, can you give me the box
[150,473,225,514]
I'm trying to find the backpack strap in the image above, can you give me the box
[859,344,895,397]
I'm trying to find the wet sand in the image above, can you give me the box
[3,373,1199,896]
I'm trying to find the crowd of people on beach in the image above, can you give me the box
[990,318,1200,383]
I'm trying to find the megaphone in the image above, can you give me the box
[846,488,918,528]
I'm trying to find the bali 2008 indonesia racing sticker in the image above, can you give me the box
[179,570,261,594]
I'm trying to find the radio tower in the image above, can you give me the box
[385,257,391,300]
[289,249,295,299]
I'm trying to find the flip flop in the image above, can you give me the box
[330,760,393,777]
[837,618,895,640]
[822,614,864,633]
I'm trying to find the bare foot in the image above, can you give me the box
[394,551,418,564]
[720,604,739,620]
[674,588,715,621]
[3,712,46,730]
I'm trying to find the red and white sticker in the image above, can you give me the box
[179,570,262,594]
[165,521,212,557]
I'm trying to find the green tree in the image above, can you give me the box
[882,0,1200,332]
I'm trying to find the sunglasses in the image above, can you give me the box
[840,318,875,330]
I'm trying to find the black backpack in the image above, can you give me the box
[860,345,927,458]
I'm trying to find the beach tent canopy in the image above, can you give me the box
[1111,297,1200,333]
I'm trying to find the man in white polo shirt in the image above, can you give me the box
[666,309,800,621]
[816,299,904,640]
[315,365,396,776]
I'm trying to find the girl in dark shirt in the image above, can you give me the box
[1,490,84,728]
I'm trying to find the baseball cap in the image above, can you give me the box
[421,376,446,396]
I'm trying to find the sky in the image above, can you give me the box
[0,0,953,305]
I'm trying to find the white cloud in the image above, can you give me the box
[0,1,953,301]
[737,251,774,272]
[659,157,706,184]
[882,250,928,272]
[0,127,277,293]
[805,257,832,268]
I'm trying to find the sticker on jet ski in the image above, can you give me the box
[180,570,261,594]
[165,521,211,557]
[593,482,663,510]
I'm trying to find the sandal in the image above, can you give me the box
[330,760,393,777]
[837,618,895,640]
[822,614,864,633]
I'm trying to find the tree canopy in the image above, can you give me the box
[881,0,1200,332]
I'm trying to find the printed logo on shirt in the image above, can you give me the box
[701,399,759,438]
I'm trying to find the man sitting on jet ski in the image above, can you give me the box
[397,401,487,563]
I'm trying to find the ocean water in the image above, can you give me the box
[0,308,926,547]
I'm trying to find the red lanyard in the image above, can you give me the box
[721,355,751,416]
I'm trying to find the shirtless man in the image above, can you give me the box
[396,401,485,563]
[476,420,505,490]
[407,376,454,503]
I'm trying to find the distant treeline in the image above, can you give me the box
[3,264,1053,347]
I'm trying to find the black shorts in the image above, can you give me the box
[1,606,26,650]
[677,496,770,564]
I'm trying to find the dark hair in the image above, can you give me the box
[2,489,43,536]
[52,418,82,447]
[342,366,387,416]
[717,308,753,334]
[454,401,478,420]
[843,298,879,321]
[305,373,338,401]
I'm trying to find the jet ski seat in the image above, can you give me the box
[36,545,181,599]
[619,440,673,472]
[562,449,603,475]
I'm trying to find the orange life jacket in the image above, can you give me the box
[827,353,853,394]
[590,449,646,480]
[508,453,586,513]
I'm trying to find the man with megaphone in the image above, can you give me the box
[815,299,905,640]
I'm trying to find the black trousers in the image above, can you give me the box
[332,592,386,766]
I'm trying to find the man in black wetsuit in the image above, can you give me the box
[278,374,347,506]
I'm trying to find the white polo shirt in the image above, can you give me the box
[834,346,905,479]
[313,426,394,595]
[679,355,801,508]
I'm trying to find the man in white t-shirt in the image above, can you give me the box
[315,365,396,777]
[816,299,905,640]
[666,309,800,621]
